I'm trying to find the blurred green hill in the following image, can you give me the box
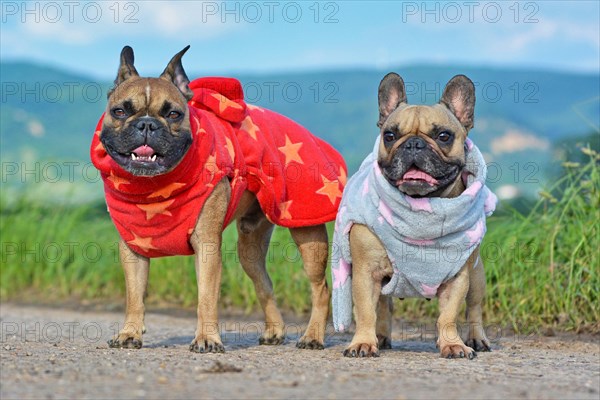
[2,61,598,200]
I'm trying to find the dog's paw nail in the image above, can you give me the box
[296,339,323,350]
[468,351,477,360]
[459,351,464,358]
[373,351,380,358]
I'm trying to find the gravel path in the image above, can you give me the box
[1,303,598,399]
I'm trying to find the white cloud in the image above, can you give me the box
[503,18,599,53]
[491,129,550,155]
[504,22,559,53]
[15,1,242,46]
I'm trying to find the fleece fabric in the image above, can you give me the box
[91,77,347,258]
[331,136,497,332]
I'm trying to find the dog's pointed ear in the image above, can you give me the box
[377,72,407,128]
[108,46,139,98]
[160,45,193,101]
[439,75,475,131]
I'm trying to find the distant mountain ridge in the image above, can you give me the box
[2,61,598,199]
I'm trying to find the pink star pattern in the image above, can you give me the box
[465,219,485,246]
[361,177,369,197]
[378,200,394,226]
[421,283,440,297]
[332,259,351,289]
[465,138,474,151]
[373,160,382,177]
[484,191,497,214]
[463,180,483,198]
[342,222,352,235]
[335,206,347,231]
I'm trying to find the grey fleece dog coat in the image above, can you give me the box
[331,137,497,332]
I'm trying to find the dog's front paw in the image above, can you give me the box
[259,332,285,346]
[438,340,476,359]
[296,324,325,350]
[108,333,143,349]
[259,324,285,346]
[189,335,225,353]
[343,342,379,358]
[296,336,324,350]
[466,337,491,352]
[377,335,392,350]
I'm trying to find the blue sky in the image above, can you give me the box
[1,1,598,78]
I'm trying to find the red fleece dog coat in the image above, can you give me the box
[91,77,347,258]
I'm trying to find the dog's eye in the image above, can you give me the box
[383,131,396,143]
[111,108,127,119]
[167,111,182,120]
[437,131,452,143]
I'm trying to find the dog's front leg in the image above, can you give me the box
[344,224,391,357]
[466,251,492,352]
[189,180,229,353]
[436,263,476,359]
[108,240,149,349]
[189,234,224,353]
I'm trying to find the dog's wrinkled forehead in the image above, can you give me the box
[383,104,468,138]
[109,77,189,112]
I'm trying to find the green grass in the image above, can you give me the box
[0,198,312,313]
[1,148,598,333]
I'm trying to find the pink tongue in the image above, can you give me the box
[132,145,155,157]
[400,167,438,185]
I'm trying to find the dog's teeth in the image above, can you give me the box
[131,153,137,160]
[151,155,156,161]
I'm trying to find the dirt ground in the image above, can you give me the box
[1,303,598,400]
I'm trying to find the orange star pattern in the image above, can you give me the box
[148,182,186,199]
[210,93,243,113]
[204,152,218,182]
[277,135,304,166]
[127,233,158,253]
[338,166,347,186]
[240,116,259,140]
[316,175,342,205]
[107,170,130,190]
[136,199,175,220]
[95,141,105,152]
[95,130,101,136]
[278,200,293,220]
[225,136,236,161]
[191,114,202,133]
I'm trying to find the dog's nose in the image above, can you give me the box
[403,136,427,152]
[135,117,159,132]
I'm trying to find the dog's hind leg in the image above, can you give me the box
[376,295,393,349]
[465,251,491,352]
[290,225,329,350]
[237,207,285,345]
[108,240,149,349]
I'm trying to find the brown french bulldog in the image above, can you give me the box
[331,73,496,359]
[97,47,336,352]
